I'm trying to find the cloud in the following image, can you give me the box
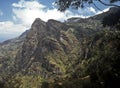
[0,21,26,41]
[0,10,3,16]
[0,21,26,34]
[78,7,109,17]
[12,0,46,9]
[78,7,96,16]
[96,8,109,14]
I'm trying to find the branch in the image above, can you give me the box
[98,0,120,7]
[92,2,103,11]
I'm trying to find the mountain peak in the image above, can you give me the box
[109,7,120,13]
[34,18,43,22]
[47,19,61,23]
[47,19,66,29]
[32,18,46,27]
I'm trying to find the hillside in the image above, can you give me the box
[0,7,120,88]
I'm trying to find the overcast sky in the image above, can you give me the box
[0,0,119,42]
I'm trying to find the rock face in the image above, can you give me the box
[15,18,76,78]
[14,14,103,78]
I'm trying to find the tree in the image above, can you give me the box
[55,0,120,11]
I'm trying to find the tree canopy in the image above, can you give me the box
[55,0,120,11]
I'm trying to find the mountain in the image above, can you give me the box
[14,16,102,77]
[0,30,28,75]
[0,7,120,88]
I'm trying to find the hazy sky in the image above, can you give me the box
[0,0,119,42]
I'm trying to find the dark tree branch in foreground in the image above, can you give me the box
[98,0,120,8]
[55,0,120,11]
[92,2,103,11]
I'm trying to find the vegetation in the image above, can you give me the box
[0,7,120,88]
[40,27,120,88]
[55,0,120,11]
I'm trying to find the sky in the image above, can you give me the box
[0,0,120,42]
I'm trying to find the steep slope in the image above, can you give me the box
[15,18,80,78]
[0,30,28,75]
[45,30,120,88]
[14,14,104,80]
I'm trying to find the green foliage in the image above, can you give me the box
[45,29,120,88]
[41,76,91,88]
[3,75,43,88]
[86,30,120,88]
